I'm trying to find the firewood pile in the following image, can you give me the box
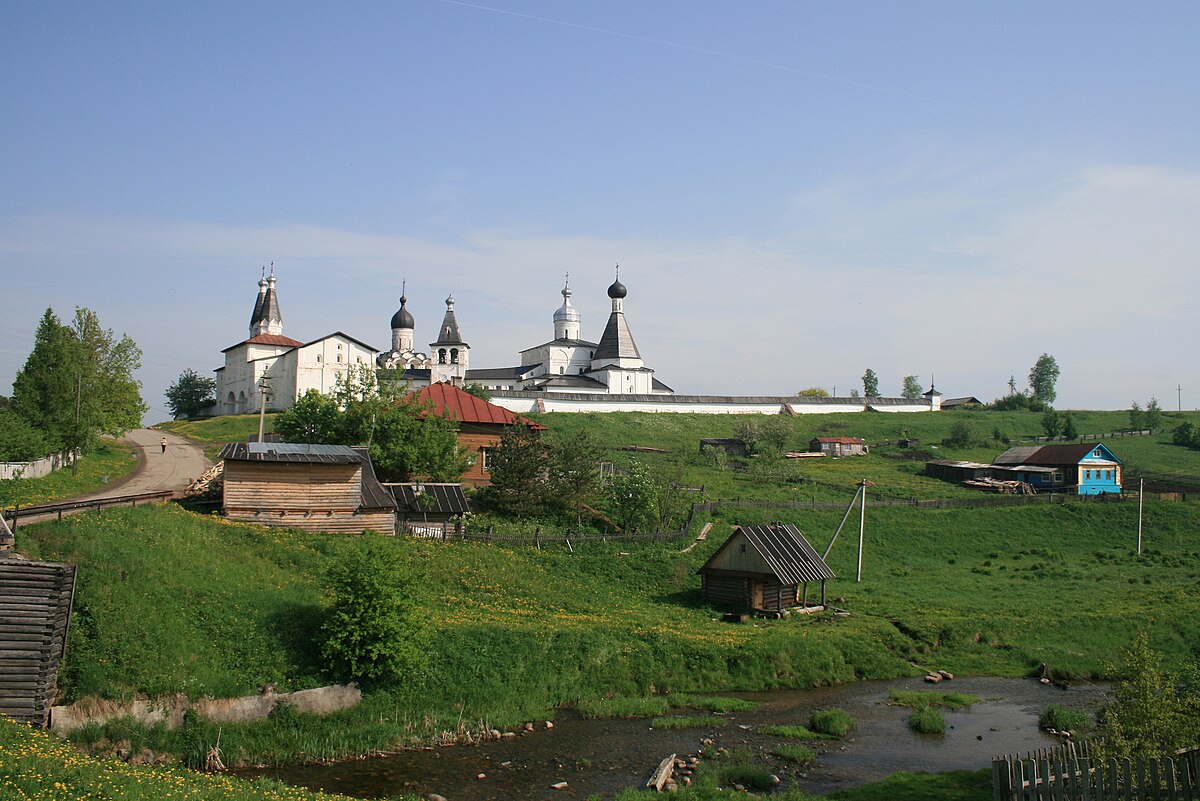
[185,461,224,500]
[962,477,1036,494]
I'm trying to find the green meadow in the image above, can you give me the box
[0,438,139,508]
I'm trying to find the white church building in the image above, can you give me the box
[212,271,378,415]
[210,269,940,417]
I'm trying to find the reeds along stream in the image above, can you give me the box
[240,676,1107,801]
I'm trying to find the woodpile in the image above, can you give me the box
[185,462,224,500]
[962,477,1036,494]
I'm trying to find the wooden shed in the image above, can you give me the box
[387,482,470,539]
[809,436,867,456]
[698,524,835,614]
[220,442,396,534]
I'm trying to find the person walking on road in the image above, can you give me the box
[160,437,168,454]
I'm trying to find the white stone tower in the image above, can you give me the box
[553,275,582,341]
[429,294,470,383]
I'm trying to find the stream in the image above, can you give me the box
[242,676,1106,800]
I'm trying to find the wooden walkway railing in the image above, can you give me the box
[2,490,174,530]
[993,741,1200,801]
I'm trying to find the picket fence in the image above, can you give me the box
[992,741,1200,801]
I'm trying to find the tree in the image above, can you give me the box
[945,420,973,449]
[1028,353,1060,405]
[849,388,860,399]
[165,369,216,419]
[901,375,923,400]
[1173,422,1200,449]
[370,395,470,482]
[480,424,548,519]
[1061,411,1078,440]
[1128,402,1144,432]
[1144,397,1162,430]
[1099,632,1196,761]
[276,389,350,444]
[609,459,657,533]
[796,387,830,398]
[1041,410,1062,439]
[732,419,761,453]
[0,411,53,462]
[548,430,605,524]
[758,416,793,454]
[10,307,145,456]
[862,369,879,398]
[462,383,492,401]
[320,536,426,685]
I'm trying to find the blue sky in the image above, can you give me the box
[2,1,1198,420]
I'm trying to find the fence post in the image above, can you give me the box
[487,525,494,544]
[535,527,541,550]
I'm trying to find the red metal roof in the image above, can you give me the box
[223,334,306,352]
[414,383,547,430]
[812,436,865,445]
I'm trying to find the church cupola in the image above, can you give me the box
[251,266,283,337]
[430,294,470,382]
[390,283,416,352]
[593,266,642,364]
[553,275,582,340]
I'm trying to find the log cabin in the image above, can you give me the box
[698,523,835,614]
[220,442,396,533]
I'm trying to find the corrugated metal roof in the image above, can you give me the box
[220,442,364,463]
[995,443,1121,467]
[465,365,541,380]
[387,483,470,515]
[700,524,835,584]
[354,448,397,510]
[415,382,547,430]
[222,333,305,352]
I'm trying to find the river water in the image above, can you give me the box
[244,676,1106,800]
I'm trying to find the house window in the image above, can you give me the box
[316,354,321,363]
[1085,469,1092,480]
[336,353,342,363]
[1093,448,1102,457]
[739,544,747,553]
[559,366,565,374]
[480,448,491,472]
[1053,472,1063,483]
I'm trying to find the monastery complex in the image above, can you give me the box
[211,270,941,416]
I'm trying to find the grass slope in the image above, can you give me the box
[18,494,1200,765]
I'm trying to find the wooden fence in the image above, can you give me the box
[993,741,1200,801]
[0,560,77,728]
[406,521,691,548]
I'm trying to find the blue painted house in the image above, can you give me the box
[992,443,1122,495]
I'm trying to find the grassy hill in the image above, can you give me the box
[17,494,1200,767]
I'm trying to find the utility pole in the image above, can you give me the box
[1179,385,1183,412]
[1137,478,1144,555]
[257,375,272,444]
[72,373,81,477]
[857,478,867,582]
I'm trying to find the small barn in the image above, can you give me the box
[699,438,748,457]
[388,482,470,539]
[925,459,993,483]
[809,436,867,456]
[992,443,1122,495]
[698,523,835,614]
[220,442,397,533]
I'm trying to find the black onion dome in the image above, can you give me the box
[607,279,627,299]
[390,296,415,330]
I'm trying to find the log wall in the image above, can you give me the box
[0,560,76,728]
[701,574,751,610]
[223,461,361,512]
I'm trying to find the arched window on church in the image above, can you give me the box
[559,366,564,374]
[450,348,458,364]
[438,349,447,364]
[336,353,342,363]
[316,354,322,363]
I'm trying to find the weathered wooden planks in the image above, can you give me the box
[0,560,77,728]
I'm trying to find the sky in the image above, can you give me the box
[2,1,1198,422]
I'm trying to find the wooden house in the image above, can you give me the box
[413,382,547,487]
[992,443,1122,495]
[387,482,470,539]
[698,523,835,614]
[809,436,867,456]
[220,442,397,533]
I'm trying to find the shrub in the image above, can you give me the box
[809,708,854,737]
[320,537,427,685]
[1038,704,1091,733]
[908,707,946,734]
